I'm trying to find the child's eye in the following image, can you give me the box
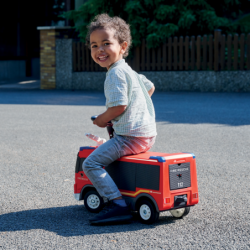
[104,43,110,46]
[91,45,97,48]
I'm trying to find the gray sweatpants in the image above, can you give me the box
[82,133,155,201]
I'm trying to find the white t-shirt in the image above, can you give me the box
[104,59,157,137]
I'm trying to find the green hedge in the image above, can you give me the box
[63,0,250,48]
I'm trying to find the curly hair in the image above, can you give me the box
[86,13,132,58]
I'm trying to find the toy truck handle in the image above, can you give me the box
[91,115,98,121]
[91,116,114,139]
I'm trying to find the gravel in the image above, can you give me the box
[0,89,249,249]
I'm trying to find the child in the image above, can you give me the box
[82,13,157,225]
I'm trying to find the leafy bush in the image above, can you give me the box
[62,0,250,48]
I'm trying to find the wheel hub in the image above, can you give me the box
[87,194,100,209]
[170,208,185,218]
[140,204,151,220]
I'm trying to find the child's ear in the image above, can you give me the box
[120,41,128,55]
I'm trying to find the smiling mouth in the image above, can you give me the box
[98,55,108,62]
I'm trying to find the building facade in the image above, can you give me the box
[0,0,81,80]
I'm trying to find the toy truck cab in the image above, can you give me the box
[74,146,199,224]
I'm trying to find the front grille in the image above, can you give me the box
[169,163,191,190]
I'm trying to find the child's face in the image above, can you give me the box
[90,28,127,70]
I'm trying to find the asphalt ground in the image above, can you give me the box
[0,89,249,249]
[0,78,40,90]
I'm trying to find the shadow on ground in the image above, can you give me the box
[0,205,175,237]
[0,90,250,126]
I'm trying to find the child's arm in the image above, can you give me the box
[148,86,155,97]
[93,105,127,128]
[138,74,155,97]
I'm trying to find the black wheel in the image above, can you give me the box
[170,207,190,218]
[84,190,105,213]
[137,199,159,224]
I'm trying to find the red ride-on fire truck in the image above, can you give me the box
[74,117,199,224]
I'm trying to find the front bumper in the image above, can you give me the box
[74,193,80,201]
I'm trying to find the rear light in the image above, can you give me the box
[165,198,170,204]
[192,193,198,199]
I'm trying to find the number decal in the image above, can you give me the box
[178,182,183,188]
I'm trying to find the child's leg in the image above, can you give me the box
[82,136,122,201]
[83,134,155,224]
[82,134,155,201]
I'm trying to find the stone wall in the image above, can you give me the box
[37,27,71,89]
[55,39,250,92]
[142,71,250,92]
[37,30,250,92]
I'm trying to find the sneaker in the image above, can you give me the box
[89,202,133,225]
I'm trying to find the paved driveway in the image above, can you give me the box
[0,89,249,249]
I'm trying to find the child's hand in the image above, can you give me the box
[93,106,126,128]
[93,115,107,128]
